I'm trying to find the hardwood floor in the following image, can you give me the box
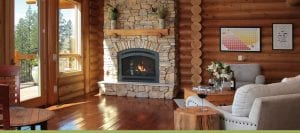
[47,93,176,130]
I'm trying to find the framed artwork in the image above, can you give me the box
[273,24,293,50]
[220,27,261,52]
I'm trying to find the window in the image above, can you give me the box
[59,0,82,74]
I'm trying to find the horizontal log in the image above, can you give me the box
[203,2,298,12]
[287,0,300,6]
[202,53,300,63]
[59,90,85,102]
[203,11,300,20]
[203,27,300,37]
[59,82,84,96]
[59,74,84,85]
[204,0,285,3]
[203,19,300,28]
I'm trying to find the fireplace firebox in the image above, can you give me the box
[118,48,159,83]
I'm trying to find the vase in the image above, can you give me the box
[214,80,222,91]
[111,20,116,29]
[158,18,165,29]
[31,66,39,85]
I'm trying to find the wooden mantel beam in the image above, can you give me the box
[104,29,169,37]
[287,0,300,6]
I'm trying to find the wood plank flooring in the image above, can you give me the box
[47,93,176,130]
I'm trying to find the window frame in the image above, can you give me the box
[58,0,83,77]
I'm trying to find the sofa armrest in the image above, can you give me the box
[249,94,300,130]
[186,95,257,130]
[255,75,265,84]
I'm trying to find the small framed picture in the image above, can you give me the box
[220,27,261,52]
[273,24,293,50]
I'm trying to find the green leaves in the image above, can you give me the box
[157,6,167,19]
[15,6,38,54]
[107,4,118,20]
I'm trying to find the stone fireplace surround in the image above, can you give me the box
[98,0,177,99]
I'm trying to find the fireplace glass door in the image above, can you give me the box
[118,48,159,83]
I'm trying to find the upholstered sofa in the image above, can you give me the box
[229,63,265,88]
[186,75,300,130]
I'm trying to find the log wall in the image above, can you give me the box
[179,0,300,92]
[88,0,103,92]
[0,0,3,64]
[201,0,300,84]
[178,0,193,89]
[58,0,103,101]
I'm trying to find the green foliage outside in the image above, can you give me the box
[15,6,72,82]
[15,6,73,55]
[15,6,38,55]
[59,11,73,52]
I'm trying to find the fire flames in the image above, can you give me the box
[137,62,147,72]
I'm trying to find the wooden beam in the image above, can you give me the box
[104,29,169,37]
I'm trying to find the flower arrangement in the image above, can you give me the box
[207,61,233,84]
[107,4,118,20]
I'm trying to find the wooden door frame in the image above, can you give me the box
[82,0,90,94]
[0,0,4,64]
[3,0,14,65]
[5,0,56,107]
[21,0,49,107]
[46,0,59,105]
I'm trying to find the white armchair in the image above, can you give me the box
[186,75,300,130]
[229,64,265,88]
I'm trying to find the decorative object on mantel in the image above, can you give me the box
[272,23,293,50]
[104,29,169,37]
[220,27,261,52]
[287,0,300,6]
[156,6,167,29]
[108,4,118,29]
[207,61,233,90]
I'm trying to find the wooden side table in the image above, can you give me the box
[174,107,220,130]
[184,87,235,106]
[206,90,235,106]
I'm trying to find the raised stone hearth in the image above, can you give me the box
[98,0,177,99]
[98,81,175,99]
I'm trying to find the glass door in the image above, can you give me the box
[14,0,45,106]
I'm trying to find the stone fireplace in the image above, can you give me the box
[98,0,177,99]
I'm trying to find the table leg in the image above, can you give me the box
[17,126,22,130]
[40,121,48,130]
[31,125,36,130]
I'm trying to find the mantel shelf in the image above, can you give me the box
[104,29,169,37]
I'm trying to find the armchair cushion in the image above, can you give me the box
[232,80,300,117]
[230,64,261,82]
[255,75,265,84]
[229,64,264,88]
[281,75,300,82]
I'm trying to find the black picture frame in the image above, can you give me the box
[272,23,293,50]
[220,27,261,52]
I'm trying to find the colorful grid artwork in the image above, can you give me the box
[220,28,261,52]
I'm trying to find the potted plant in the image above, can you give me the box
[108,4,118,29]
[156,6,167,29]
